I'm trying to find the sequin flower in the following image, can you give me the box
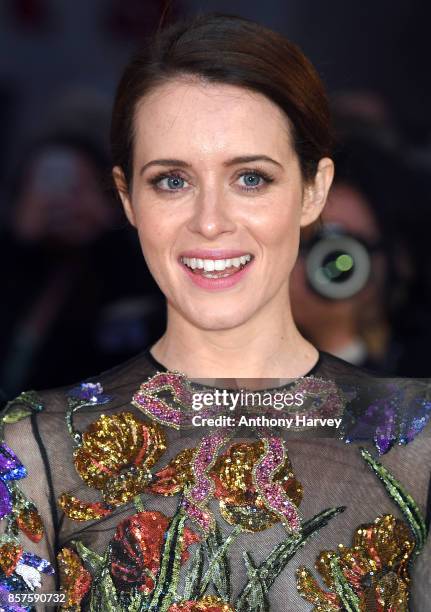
[0,444,27,518]
[0,538,53,588]
[110,511,199,594]
[58,547,92,609]
[151,440,303,532]
[297,514,415,611]
[0,584,26,611]
[68,382,111,405]
[150,448,196,496]
[211,441,303,532]
[168,596,235,611]
[59,412,166,520]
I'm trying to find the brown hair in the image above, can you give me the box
[110,13,333,188]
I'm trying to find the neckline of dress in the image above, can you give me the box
[143,347,323,382]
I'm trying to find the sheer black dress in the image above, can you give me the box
[1,350,430,611]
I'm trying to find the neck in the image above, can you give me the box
[150,293,318,378]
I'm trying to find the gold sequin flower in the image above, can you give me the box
[211,441,303,532]
[58,547,92,610]
[59,412,166,520]
[297,514,415,611]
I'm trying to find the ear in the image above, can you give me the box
[300,157,334,227]
[112,166,136,227]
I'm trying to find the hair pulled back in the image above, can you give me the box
[110,13,333,187]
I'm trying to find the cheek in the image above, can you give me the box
[133,207,169,267]
[251,196,302,260]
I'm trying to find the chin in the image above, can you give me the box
[183,304,255,332]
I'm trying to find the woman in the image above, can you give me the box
[1,14,429,611]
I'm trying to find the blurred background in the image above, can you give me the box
[0,0,430,401]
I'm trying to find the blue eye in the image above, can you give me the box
[241,173,262,187]
[237,171,273,191]
[158,175,187,190]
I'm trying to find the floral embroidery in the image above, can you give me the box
[58,547,92,610]
[252,436,302,533]
[181,433,231,533]
[212,440,303,532]
[152,439,303,533]
[168,596,234,611]
[0,444,27,519]
[132,371,193,429]
[68,382,112,405]
[343,380,431,454]
[66,381,113,446]
[0,443,44,542]
[0,537,54,588]
[0,540,23,576]
[1,369,428,611]
[0,393,54,603]
[59,411,166,520]
[150,447,196,495]
[296,514,415,611]
[110,511,199,594]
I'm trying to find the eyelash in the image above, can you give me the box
[148,168,275,193]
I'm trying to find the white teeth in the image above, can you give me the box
[181,255,253,272]
[214,260,226,271]
[203,260,215,272]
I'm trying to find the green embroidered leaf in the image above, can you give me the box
[204,522,232,601]
[73,540,104,576]
[235,506,345,611]
[329,555,361,612]
[133,494,145,513]
[90,564,120,612]
[243,551,269,612]
[183,542,205,600]
[147,507,187,612]
[361,447,427,553]
[0,391,44,438]
[2,405,32,424]
[119,589,149,612]
[197,524,242,598]
[8,390,44,412]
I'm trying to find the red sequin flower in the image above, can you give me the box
[110,511,199,594]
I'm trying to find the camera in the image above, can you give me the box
[301,224,376,300]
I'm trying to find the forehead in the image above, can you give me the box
[133,78,295,163]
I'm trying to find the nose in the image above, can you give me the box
[186,184,236,239]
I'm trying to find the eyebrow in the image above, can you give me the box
[139,155,283,175]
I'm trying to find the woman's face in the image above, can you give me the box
[116,79,332,331]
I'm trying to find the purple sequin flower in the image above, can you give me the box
[0,444,27,518]
[20,552,54,575]
[0,583,26,611]
[344,384,431,454]
[68,382,111,405]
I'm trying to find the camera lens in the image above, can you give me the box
[305,234,371,299]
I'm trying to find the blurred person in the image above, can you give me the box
[290,140,414,374]
[0,133,163,398]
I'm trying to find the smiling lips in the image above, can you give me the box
[181,254,252,277]
[179,251,254,289]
